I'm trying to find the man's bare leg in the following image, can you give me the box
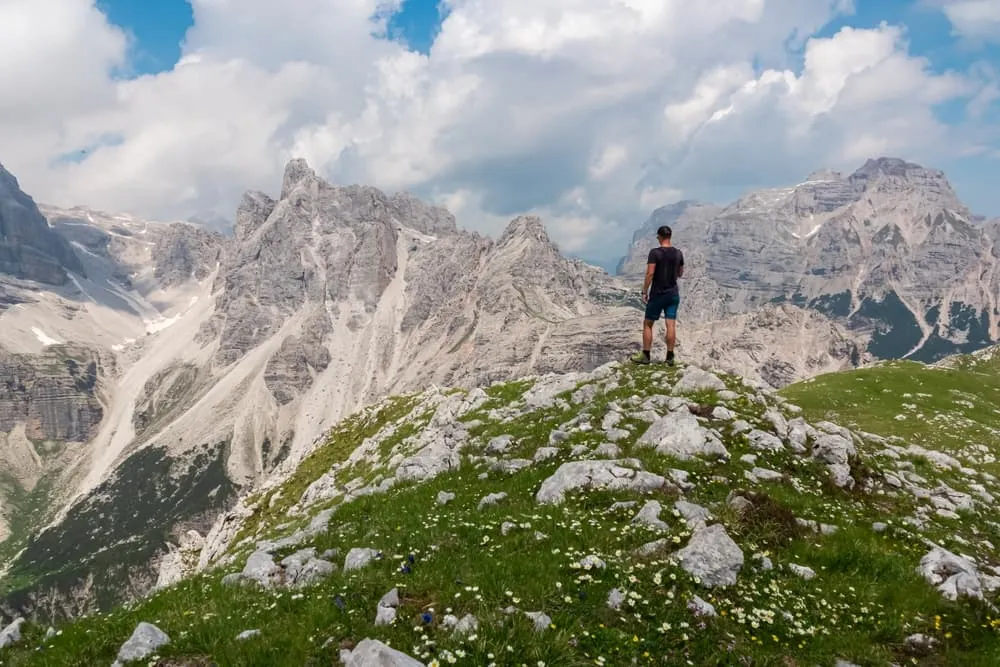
[665,318,676,365]
[632,319,656,364]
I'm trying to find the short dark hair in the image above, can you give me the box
[656,225,672,240]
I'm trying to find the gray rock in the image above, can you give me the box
[872,522,888,533]
[813,433,856,466]
[478,492,508,509]
[687,595,717,617]
[746,429,784,452]
[674,500,711,529]
[492,458,533,474]
[711,406,735,420]
[242,551,282,588]
[746,467,783,483]
[0,617,24,648]
[633,500,669,530]
[436,491,456,505]
[375,587,400,626]
[290,557,335,587]
[344,547,380,572]
[636,410,729,461]
[788,563,816,580]
[112,622,170,666]
[486,435,514,454]
[535,460,666,505]
[730,419,752,434]
[236,629,260,641]
[534,446,560,462]
[917,546,984,600]
[343,638,425,666]
[674,524,744,587]
[667,468,695,492]
[828,463,855,489]
[635,539,669,558]
[673,367,727,393]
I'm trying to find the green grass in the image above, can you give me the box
[4,359,1000,665]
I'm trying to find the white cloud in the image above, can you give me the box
[0,0,996,261]
[937,0,1000,44]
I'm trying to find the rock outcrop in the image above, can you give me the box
[0,162,83,286]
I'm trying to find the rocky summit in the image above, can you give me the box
[619,157,1000,362]
[1,349,999,665]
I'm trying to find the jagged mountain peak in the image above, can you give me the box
[280,158,318,200]
[850,156,935,180]
[497,214,551,246]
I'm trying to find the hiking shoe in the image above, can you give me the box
[665,351,675,367]
[630,352,651,365]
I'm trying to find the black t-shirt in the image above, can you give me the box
[647,246,684,296]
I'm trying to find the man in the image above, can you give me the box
[631,224,684,366]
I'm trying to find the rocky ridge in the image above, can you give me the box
[619,157,1000,362]
[1,354,998,665]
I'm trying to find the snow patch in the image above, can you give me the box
[144,314,181,334]
[68,274,96,303]
[32,327,62,347]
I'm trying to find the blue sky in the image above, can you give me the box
[97,0,445,75]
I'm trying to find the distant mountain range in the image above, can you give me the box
[618,157,1000,362]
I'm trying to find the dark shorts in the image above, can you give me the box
[645,291,680,321]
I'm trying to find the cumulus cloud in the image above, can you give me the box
[0,0,997,261]
[935,0,1000,44]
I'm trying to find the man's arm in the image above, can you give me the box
[677,250,684,278]
[642,250,657,302]
[643,262,655,301]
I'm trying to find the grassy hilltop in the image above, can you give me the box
[1,352,999,666]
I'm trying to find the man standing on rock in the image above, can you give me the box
[632,225,684,366]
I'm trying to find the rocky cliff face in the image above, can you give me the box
[0,163,83,288]
[619,157,1000,362]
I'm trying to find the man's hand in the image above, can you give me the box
[641,291,648,305]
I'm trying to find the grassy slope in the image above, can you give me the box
[2,360,1000,666]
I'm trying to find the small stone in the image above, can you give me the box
[687,595,717,617]
[344,547,380,572]
[740,454,758,465]
[872,522,888,533]
[746,467,783,483]
[633,500,669,530]
[486,435,514,454]
[112,623,170,666]
[478,492,508,509]
[0,618,25,649]
[788,563,816,580]
[634,538,669,558]
[236,629,260,641]
[436,491,456,505]
[534,447,560,462]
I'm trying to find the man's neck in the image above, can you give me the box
[659,241,672,248]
